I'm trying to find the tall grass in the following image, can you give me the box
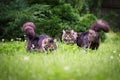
[0,32,120,80]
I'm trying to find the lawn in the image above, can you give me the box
[0,31,120,80]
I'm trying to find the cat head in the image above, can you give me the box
[88,29,99,42]
[42,38,58,51]
[62,30,77,44]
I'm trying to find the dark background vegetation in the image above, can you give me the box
[0,0,119,40]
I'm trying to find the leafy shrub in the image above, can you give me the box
[28,0,64,5]
[102,11,119,31]
[78,14,97,32]
[0,0,102,41]
[0,3,98,40]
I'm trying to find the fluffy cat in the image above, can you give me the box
[35,34,58,52]
[23,22,57,52]
[76,20,110,50]
[61,30,77,45]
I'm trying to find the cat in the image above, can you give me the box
[23,22,58,52]
[35,34,58,52]
[61,30,77,45]
[23,22,38,51]
[76,20,110,50]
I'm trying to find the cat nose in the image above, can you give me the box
[50,45,55,48]
[51,45,53,47]
[66,35,69,38]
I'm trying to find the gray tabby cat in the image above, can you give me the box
[61,30,77,45]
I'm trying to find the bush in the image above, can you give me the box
[0,3,98,40]
[28,0,64,5]
[78,14,97,32]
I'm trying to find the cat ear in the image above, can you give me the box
[63,30,66,34]
[54,39,57,42]
[89,29,92,32]
[71,30,74,34]
[89,29,95,33]
[44,38,49,43]
[73,32,78,38]
[77,32,81,36]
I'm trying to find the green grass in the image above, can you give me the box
[0,32,120,80]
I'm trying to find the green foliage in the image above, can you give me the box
[65,0,90,14]
[77,14,97,32]
[1,0,110,40]
[0,0,29,40]
[102,11,119,31]
[51,4,80,32]
[28,0,64,5]
[0,2,97,40]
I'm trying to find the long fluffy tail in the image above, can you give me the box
[23,22,36,39]
[90,20,110,32]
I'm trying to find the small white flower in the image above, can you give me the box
[24,35,26,37]
[64,66,70,71]
[110,56,114,59]
[2,39,5,42]
[11,39,14,41]
[119,60,120,62]
[24,40,26,42]
[119,54,120,57]
[23,56,29,61]
[32,44,35,49]
[18,38,21,41]
[16,38,19,40]
[113,50,116,53]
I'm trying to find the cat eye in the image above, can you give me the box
[44,41,47,44]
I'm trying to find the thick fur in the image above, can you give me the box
[61,30,77,45]
[90,20,110,32]
[36,34,58,52]
[23,22,38,51]
[76,32,91,49]
[76,20,110,50]
[88,30,101,50]
[23,22,57,52]
[23,22,36,39]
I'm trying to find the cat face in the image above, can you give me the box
[62,30,77,44]
[42,38,58,51]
